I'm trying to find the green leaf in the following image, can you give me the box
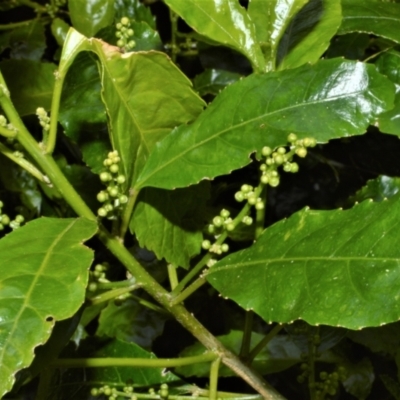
[59,52,109,173]
[8,20,46,61]
[0,60,56,116]
[130,20,162,52]
[349,175,400,204]
[68,0,115,37]
[206,192,400,329]
[277,0,342,70]
[248,0,309,70]
[193,68,241,97]
[96,297,168,350]
[376,50,400,135]
[90,39,205,187]
[339,0,400,44]
[164,0,265,72]
[130,183,209,268]
[0,218,97,397]
[136,59,394,190]
[176,330,302,377]
[342,358,374,399]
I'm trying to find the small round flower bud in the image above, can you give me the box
[119,194,128,204]
[0,223,4,231]
[98,207,107,217]
[277,147,286,155]
[242,216,253,225]
[235,191,245,202]
[100,172,112,182]
[97,191,108,202]
[105,203,113,212]
[202,240,211,250]
[116,23,122,30]
[261,175,269,184]
[287,133,297,143]
[207,224,215,234]
[261,146,272,156]
[290,162,299,173]
[91,388,99,396]
[260,163,267,171]
[269,177,280,187]
[220,209,230,218]
[103,158,113,166]
[15,215,24,223]
[283,163,292,172]
[128,40,136,49]
[1,214,10,225]
[266,158,274,165]
[109,164,119,173]
[213,216,223,227]
[296,148,307,158]
[116,175,126,184]
[226,222,235,231]
[247,195,257,205]
[221,243,229,252]
[109,187,119,197]
[274,154,284,165]
[0,115,6,126]
[117,39,125,48]
[241,184,252,193]
[121,17,130,26]
[255,201,264,210]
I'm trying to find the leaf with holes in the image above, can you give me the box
[135,59,394,190]
[206,193,400,329]
[0,218,97,397]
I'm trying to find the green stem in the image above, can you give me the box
[255,185,266,239]
[0,20,33,31]
[0,73,285,400]
[119,187,139,238]
[170,276,206,306]
[131,294,171,315]
[167,264,179,290]
[0,125,17,138]
[209,358,221,400]
[248,324,284,363]
[88,284,140,306]
[239,311,254,358]
[0,142,49,183]
[52,353,217,368]
[18,0,46,12]
[96,278,137,290]
[35,368,53,400]
[172,184,263,297]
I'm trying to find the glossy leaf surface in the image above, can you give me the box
[339,0,400,44]
[130,21,162,51]
[130,184,208,268]
[350,175,400,204]
[193,68,241,97]
[278,0,342,70]
[164,0,265,72]
[207,193,400,329]
[90,40,205,187]
[0,218,97,397]
[136,59,394,190]
[69,0,115,37]
[248,0,309,70]
[176,330,302,377]
[0,60,56,116]
[376,50,400,135]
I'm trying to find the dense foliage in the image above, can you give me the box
[1,0,400,399]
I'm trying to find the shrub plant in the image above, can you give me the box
[1,0,400,399]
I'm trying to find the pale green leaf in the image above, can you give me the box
[68,0,115,37]
[130,183,209,268]
[339,0,400,44]
[206,192,400,329]
[90,39,205,187]
[278,0,342,70]
[0,218,97,397]
[248,0,309,70]
[136,59,394,190]
[164,0,265,72]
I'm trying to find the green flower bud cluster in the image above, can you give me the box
[116,17,136,51]
[234,184,264,210]
[97,151,128,218]
[44,0,66,18]
[315,367,347,399]
[259,134,317,188]
[88,263,109,292]
[36,107,50,132]
[0,201,24,231]
[159,383,169,399]
[90,385,118,400]
[0,114,17,136]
